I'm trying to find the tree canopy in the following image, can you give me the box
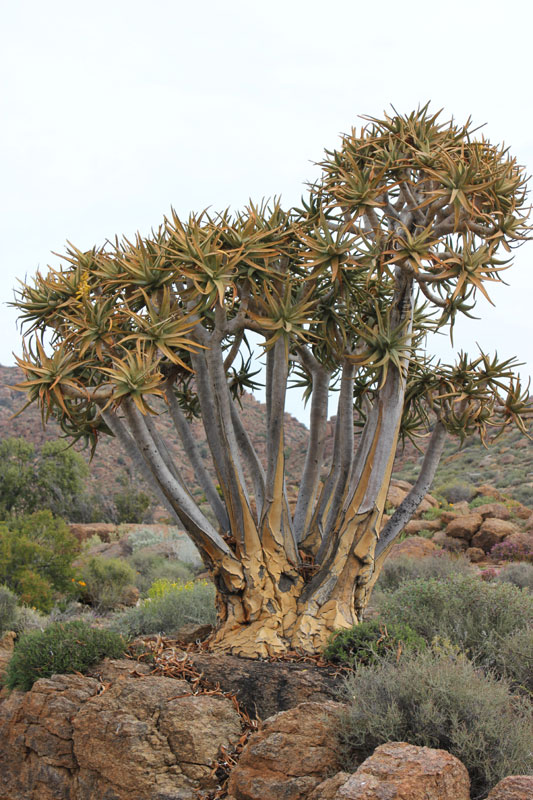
[12,106,532,655]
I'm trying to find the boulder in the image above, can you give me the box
[465,547,486,563]
[335,742,470,800]
[473,503,511,520]
[227,701,344,800]
[472,518,519,552]
[486,775,533,799]
[476,485,507,502]
[0,671,242,800]
[402,519,442,536]
[512,503,532,521]
[389,536,440,560]
[188,652,340,720]
[525,513,533,532]
[387,485,408,508]
[445,513,483,542]
[432,531,468,552]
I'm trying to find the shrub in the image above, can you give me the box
[112,579,216,637]
[0,511,79,610]
[0,585,18,635]
[13,605,48,634]
[421,505,448,521]
[127,528,164,552]
[337,649,533,800]
[469,495,498,509]
[4,621,127,692]
[496,562,533,591]
[80,557,136,611]
[323,619,425,666]
[128,550,193,596]
[379,573,533,662]
[374,552,472,594]
[113,483,151,524]
[487,627,533,694]
[490,538,533,563]
[436,480,477,504]
[16,568,54,612]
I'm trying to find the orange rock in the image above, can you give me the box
[472,518,519,552]
[227,701,344,800]
[466,547,486,563]
[389,537,440,559]
[336,742,470,800]
[445,514,483,541]
[486,775,533,799]
[402,519,442,536]
[473,503,511,520]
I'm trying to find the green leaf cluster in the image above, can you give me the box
[4,621,127,691]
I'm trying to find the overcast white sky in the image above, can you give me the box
[1,0,532,425]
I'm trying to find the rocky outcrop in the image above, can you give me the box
[333,742,470,800]
[228,728,471,800]
[486,775,533,799]
[445,513,483,542]
[472,518,520,552]
[389,536,440,559]
[401,519,442,536]
[474,503,511,520]
[227,701,343,800]
[0,662,242,800]
[187,652,340,720]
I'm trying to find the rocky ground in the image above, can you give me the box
[0,640,531,800]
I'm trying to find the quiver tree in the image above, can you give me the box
[13,107,532,657]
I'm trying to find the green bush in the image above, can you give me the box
[379,573,533,662]
[4,621,127,692]
[497,562,533,591]
[436,480,477,504]
[112,579,216,637]
[374,552,472,594]
[0,585,18,635]
[128,550,193,595]
[80,557,136,611]
[113,479,151,524]
[323,619,425,666]
[468,495,499,509]
[16,568,54,612]
[0,436,89,518]
[337,649,533,800]
[0,511,79,610]
[485,627,533,695]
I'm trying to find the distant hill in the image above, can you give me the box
[1,364,532,512]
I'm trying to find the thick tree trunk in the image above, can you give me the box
[207,509,385,657]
